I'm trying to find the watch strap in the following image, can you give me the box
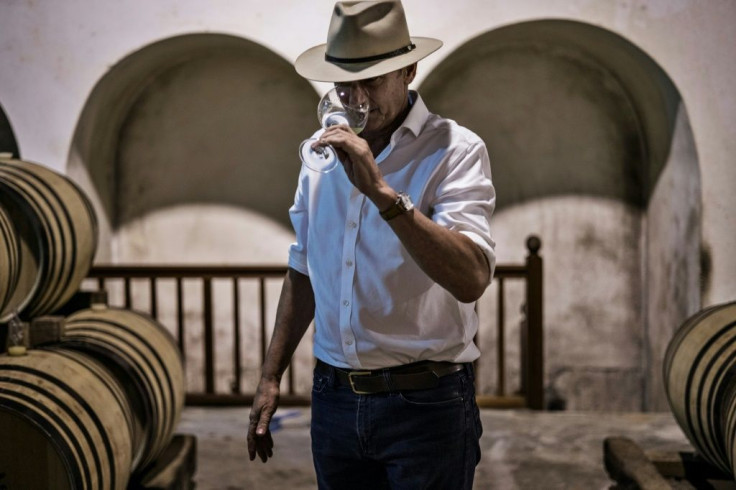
[380,192,413,221]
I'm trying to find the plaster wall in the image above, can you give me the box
[644,105,701,410]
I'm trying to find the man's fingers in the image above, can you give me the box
[248,378,281,463]
[256,430,274,462]
[247,417,259,461]
[248,407,276,462]
[249,426,273,463]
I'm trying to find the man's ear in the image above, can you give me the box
[404,63,417,84]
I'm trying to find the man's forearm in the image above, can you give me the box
[366,182,489,302]
[387,207,490,303]
[261,268,316,381]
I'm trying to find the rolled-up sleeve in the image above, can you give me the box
[288,172,310,276]
[431,141,496,278]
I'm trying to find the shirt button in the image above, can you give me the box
[343,300,350,307]
[345,339,353,346]
[346,260,353,267]
[348,221,357,229]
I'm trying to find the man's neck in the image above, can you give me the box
[363,97,413,157]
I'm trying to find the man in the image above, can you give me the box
[248,2,495,488]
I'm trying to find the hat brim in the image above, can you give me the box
[294,37,442,82]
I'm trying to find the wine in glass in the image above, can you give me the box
[299,86,370,173]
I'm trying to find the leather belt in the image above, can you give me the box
[315,359,466,395]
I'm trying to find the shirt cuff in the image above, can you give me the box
[288,248,309,276]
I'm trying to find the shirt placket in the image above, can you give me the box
[339,186,364,366]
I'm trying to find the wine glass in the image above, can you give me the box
[299,86,370,173]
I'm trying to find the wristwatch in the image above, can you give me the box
[380,191,414,221]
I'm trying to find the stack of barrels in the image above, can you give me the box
[0,156,185,490]
[663,300,736,480]
[0,155,98,322]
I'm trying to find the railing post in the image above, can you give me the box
[259,278,267,363]
[149,277,158,319]
[124,277,132,308]
[496,278,505,397]
[203,277,215,394]
[176,277,185,355]
[232,277,241,394]
[525,235,544,409]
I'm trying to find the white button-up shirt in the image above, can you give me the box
[288,92,495,370]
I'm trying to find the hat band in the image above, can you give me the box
[325,43,416,64]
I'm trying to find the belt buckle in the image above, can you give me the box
[348,371,372,395]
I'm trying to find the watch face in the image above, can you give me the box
[399,193,414,211]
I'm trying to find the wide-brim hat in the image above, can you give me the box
[295,1,443,82]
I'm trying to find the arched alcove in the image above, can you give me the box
[0,103,19,158]
[421,20,700,411]
[67,33,321,393]
[68,33,319,264]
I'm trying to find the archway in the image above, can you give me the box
[421,20,700,411]
[68,33,319,264]
[67,33,320,392]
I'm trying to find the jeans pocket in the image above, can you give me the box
[312,369,329,394]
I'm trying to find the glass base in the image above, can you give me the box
[299,139,338,173]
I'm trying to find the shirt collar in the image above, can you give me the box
[376,91,430,164]
[401,90,429,137]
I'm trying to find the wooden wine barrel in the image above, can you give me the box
[0,348,133,490]
[0,203,19,318]
[663,300,736,478]
[722,373,736,480]
[63,305,186,472]
[0,156,98,320]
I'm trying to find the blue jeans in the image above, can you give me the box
[310,363,483,490]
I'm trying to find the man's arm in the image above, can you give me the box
[248,267,315,462]
[382,205,490,303]
[322,126,492,303]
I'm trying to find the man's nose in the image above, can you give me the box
[348,83,370,106]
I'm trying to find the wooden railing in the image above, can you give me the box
[476,235,544,409]
[84,236,544,409]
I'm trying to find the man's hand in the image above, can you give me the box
[247,377,280,462]
[315,125,388,201]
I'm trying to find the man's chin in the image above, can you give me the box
[362,125,384,137]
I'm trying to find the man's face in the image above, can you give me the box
[335,65,416,135]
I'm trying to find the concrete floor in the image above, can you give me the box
[177,407,698,490]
